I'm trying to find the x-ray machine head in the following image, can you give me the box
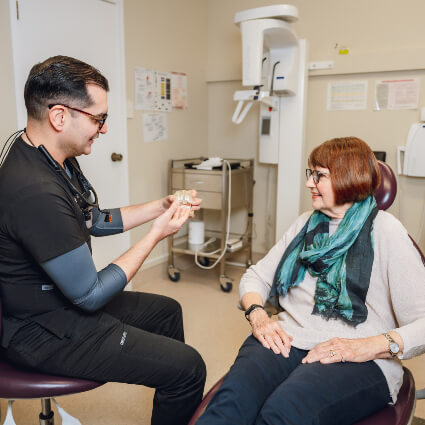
[232,4,308,242]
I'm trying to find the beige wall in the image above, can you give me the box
[124,0,208,265]
[207,0,425,252]
[207,0,425,81]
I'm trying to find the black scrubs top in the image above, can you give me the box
[0,136,91,346]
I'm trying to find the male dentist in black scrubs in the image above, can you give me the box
[0,55,205,425]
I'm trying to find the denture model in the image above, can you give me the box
[174,190,195,217]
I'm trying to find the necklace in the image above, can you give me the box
[25,131,37,148]
[25,132,67,169]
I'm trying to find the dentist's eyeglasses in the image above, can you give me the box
[305,168,330,184]
[48,104,108,131]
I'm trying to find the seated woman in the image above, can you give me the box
[196,137,425,425]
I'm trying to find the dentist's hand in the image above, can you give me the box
[149,200,190,242]
[189,189,202,212]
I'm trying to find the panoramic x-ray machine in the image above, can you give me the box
[232,5,308,242]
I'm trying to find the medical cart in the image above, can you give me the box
[167,158,254,292]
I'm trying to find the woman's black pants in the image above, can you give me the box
[4,291,206,425]
[196,335,390,425]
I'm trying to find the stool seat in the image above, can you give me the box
[0,357,103,399]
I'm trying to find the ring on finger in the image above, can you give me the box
[329,349,336,358]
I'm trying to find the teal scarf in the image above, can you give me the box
[269,196,378,327]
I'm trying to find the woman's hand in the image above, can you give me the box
[301,334,397,364]
[249,308,293,357]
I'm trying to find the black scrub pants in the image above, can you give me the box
[196,335,391,425]
[4,291,206,425]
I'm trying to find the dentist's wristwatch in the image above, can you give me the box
[383,333,400,358]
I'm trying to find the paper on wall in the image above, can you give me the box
[135,67,155,111]
[143,113,168,142]
[171,72,188,109]
[155,72,172,112]
[134,68,172,112]
[327,80,368,111]
[375,78,419,110]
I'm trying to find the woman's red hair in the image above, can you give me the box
[308,137,381,205]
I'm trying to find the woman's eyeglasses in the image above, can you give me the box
[305,168,329,184]
[48,104,108,131]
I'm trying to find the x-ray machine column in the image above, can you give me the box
[232,5,308,242]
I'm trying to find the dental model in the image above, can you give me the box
[174,190,194,217]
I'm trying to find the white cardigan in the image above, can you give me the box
[239,210,425,403]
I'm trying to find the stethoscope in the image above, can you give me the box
[1,129,99,220]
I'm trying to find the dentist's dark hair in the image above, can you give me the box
[24,55,109,121]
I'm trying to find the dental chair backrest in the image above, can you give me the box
[374,160,424,266]
[374,160,397,210]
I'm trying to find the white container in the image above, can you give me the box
[189,220,205,246]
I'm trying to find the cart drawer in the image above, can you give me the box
[172,172,222,193]
[196,191,221,209]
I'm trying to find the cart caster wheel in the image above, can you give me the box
[169,271,180,282]
[199,257,210,267]
[219,275,233,292]
[168,266,180,282]
[220,281,233,292]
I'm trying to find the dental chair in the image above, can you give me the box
[0,300,104,425]
[189,161,423,425]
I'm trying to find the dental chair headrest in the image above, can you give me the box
[374,161,397,211]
